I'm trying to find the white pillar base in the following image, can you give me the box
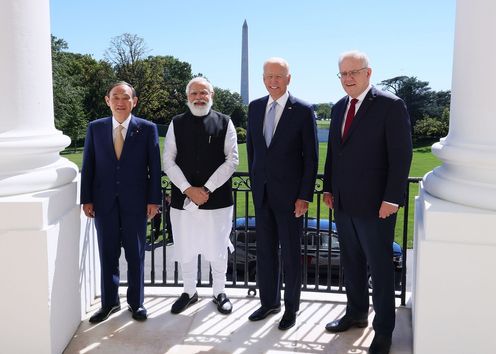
[423,138,496,211]
[0,181,81,354]
[0,131,78,197]
[413,183,496,354]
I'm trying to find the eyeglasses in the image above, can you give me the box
[337,67,368,79]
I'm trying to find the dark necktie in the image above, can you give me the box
[342,98,358,140]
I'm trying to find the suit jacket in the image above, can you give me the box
[323,86,412,217]
[80,115,162,215]
[247,94,318,212]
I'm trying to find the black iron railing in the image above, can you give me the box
[121,173,421,307]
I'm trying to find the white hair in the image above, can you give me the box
[185,77,214,95]
[338,50,370,68]
[263,57,290,74]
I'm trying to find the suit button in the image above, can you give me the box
[116,166,120,170]
[116,181,120,184]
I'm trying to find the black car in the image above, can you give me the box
[228,217,403,289]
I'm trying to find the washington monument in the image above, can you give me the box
[240,20,249,105]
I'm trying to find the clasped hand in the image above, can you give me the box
[184,186,210,206]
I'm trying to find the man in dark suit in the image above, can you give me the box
[246,57,318,330]
[323,51,412,354]
[81,81,162,323]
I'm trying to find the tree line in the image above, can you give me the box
[52,33,247,148]
[314,77,450,142]
[52,33,449,148]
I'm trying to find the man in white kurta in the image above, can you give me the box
[163,77,239,314]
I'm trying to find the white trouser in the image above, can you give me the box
[181,257,228,297]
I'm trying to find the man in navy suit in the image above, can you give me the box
[246,57,318,330]
[323,51,412,354]
[81,81,162,323]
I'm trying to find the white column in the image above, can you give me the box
[0,1,81,353]
[0,0,78,196]
[423,0,496,211]
[413,1,496,353]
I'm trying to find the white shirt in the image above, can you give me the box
[112,115,131,142]
[163,118,239,193]
[264,90,289,137]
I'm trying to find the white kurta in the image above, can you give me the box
[163,116,239,263]
[170,206,234,263]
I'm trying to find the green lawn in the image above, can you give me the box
[316,119,331,129]
[65,139,439,248]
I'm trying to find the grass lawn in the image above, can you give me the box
[65,138,439,248]
[316,119,331,129]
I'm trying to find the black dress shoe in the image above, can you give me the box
[248,306,281,321]
[278,311,296,330]
[213,293,232,314]
[128,305,147,321]
[171,292,198,314]
[325,315,368,332]
[369,334,392,354]
[89,304,121,323]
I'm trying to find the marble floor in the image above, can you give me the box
[63,288,412,354]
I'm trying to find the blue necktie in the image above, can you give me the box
[264,101,277,146]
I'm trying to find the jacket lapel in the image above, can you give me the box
[257,96,270,149]
[342,87,376,143]
[269,94,294,147]
[102,117,116,160]
[332,99,347,146]
[120,115,139,159]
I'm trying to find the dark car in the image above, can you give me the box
[228,217,403,289]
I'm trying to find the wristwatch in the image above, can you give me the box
[203,186,211,194]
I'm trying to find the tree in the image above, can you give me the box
[413,116,449,140]
[379,76,432,127]
[236,127,247,143]
[104,33,149,114]
[104,33,148,71]
[423,90,451,119]
[52,35,115,148]
[314,103,332,119]
[52,36,88,148]
[136,55,192,124]
[212,87,247,127]
[230,105,248,128]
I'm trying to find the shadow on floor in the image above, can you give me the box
[64,289,412,354]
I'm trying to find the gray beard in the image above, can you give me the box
[187,101,212,117]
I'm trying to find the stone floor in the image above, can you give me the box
[63,288,412,354]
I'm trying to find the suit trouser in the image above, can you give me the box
[94,200,147,309]
[181,257,228,297]
[334,210,396,336]
[255,201,303,314]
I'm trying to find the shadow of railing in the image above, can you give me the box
[121,173,421,307]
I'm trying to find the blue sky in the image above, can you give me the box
[50,0,456,104]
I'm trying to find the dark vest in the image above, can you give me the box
[170,110,233,210]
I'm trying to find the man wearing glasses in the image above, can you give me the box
[323,51,412,354]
